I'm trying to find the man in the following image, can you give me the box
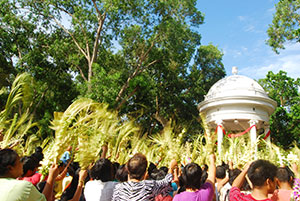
[112,153,177,201]
[230,160,277,201]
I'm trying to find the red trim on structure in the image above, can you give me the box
[227,125,256,138]
[263,130,271,140]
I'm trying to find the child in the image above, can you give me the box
[270,167,294,201]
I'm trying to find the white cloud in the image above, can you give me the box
[241,43,300,79]
[238,16,246,21]
[244,25,255,32]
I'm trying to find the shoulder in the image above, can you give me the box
[173,191,189,201]
[12,179,34,190]
[201,182,214,191]
[230,187,252,201]
[4,180,46,201]
[114,181,128,190]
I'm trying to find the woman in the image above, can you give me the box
[0,148,58,201]
[84,158,117,201]
[173,154,216,201]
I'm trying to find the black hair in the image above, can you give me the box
[159,166,169,174]
[31,146,44,162]
[276,167,294,187]
[115,164,128,182]
[216,165,226,179]
[0,149,18,176]
[177,175,186,194]
[202,164,208,172]
[148,162,157,177]
[60,169,79,201]
[229,168,242,185]
[67,162,80,177]
[21,156,39,176]
[90,158,113,182]
[151,169,167,180]
[200,170,208,184]
[247,159,277,187]
[182,162,203,190]
[112,162,120,179]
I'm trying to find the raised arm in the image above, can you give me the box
[232,162,251,189]
[101,144,108,159]
[206,154,216,186]
[68,169,88,201]
[56,160,71,181]
[43,164,59,201]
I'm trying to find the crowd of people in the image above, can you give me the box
[0,145,299,201]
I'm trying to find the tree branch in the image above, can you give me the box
[116,86,139,110]
[115,37,159,102]
[50,16,88,60]
[76,66,88,82]
[154,95,168,127]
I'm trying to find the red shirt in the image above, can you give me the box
[230,187,272,201]
[17,173,42,186]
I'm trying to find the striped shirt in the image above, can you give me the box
[112,173,173,201]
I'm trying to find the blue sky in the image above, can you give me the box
[196,0,300,80]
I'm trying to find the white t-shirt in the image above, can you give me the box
[84,180,118,201]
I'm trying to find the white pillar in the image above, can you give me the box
[215,120,223,155]
[249,119,258,144]
[249,119,258,158]
[264,126,271,142]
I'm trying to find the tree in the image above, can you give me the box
[20,0,203,98]
[0,1,79,137]
[267,0,300,53]
[2,0,225,138]
[259,71,300,148]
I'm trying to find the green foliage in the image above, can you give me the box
[41,98,139,170]
[0,73,39,150]
[267,0,300,53]
[259,71,300,148]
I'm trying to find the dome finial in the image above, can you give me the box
[232,66,238,75]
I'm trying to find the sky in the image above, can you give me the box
[196,0,300,80]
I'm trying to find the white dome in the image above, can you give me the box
[205,75,268,100]
[198,72,277,126]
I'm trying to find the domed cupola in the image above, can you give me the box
[198,67,277,153]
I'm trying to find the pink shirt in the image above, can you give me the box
[269,189,293,201]
[230,187,272,201]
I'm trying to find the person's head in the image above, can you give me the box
[90,158,113,182]
[216,165,226,179]
[127,153,148,180]
[182,162,203,190]
[229,168,242,185]
[150,168,167,180]
[67,162,80,177]
[247,160,277,193]
[276,167,294,188]
[0,149,23,178]
[159,166,169,174]
[31,146,44,162]
[115,164,128,182]
[112,162,120,179]
[202,164,208,172]
[200,170,208,185]
[20,156,39,177]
